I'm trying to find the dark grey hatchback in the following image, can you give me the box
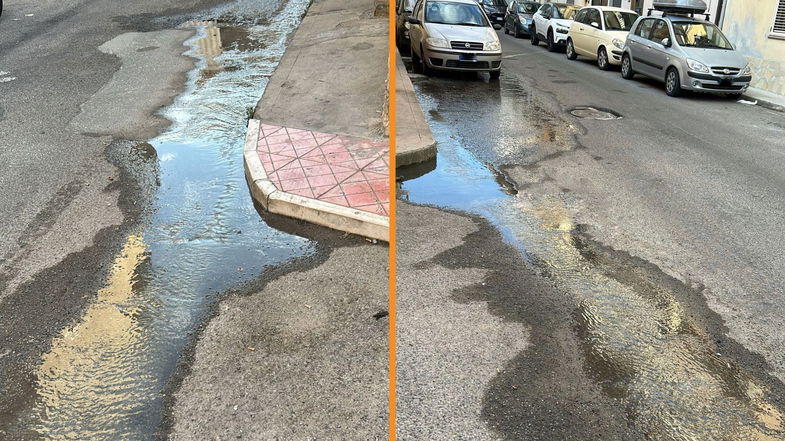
[504,0,540,38]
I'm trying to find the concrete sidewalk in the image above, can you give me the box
[395,51,437,167]
[245,0,390,240]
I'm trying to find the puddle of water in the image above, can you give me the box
[27,2,313,439]
[401,75,785,440]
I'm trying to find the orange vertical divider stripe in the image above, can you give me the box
[388,0,397,437]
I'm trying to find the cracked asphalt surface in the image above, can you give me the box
[398,27,785,440]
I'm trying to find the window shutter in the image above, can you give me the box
[774,0,785,34]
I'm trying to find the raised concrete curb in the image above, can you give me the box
[244,120,389,241]
[742,86,785,112]
[395,51,437,168]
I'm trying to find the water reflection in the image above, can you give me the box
[401,76,785,440]
[28,0,313,438]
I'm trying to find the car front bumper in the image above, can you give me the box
[553,29,569,44]
[609,49,624,65]
[423,47,502,71]
[684,71,752,93]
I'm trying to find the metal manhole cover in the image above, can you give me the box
[569,106,622,120]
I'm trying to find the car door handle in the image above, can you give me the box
[579,27,584,31]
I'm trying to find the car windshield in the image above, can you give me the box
[555,5,580,20]
[672,22,733,49]
[518,2,539,13]
[425,1,490,26]
[603,11,638,31]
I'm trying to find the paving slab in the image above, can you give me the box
[244,120,389,241]
[395,51,436,167]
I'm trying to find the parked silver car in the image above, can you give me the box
[408,0,503,78]
[620,11,752,97]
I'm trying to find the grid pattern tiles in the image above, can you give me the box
[255,123,389,217]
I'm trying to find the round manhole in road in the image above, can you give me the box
[570,106,622,120]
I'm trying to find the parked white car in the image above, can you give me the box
[566,6,639,70]
[530,2,580,52]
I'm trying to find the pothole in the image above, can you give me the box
[569,106,622,120]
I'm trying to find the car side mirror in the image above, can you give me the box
[408,17,421,25]
[662,37,671,47]
[590,21,600,29]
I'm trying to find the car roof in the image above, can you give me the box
[644,13,711,24]
[585,6,638,13]
[427,0,482,5]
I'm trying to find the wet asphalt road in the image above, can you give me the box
[0,0,385,439]
[399,28,785,439]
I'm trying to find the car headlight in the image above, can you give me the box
[518,15,528,23]
[686,58,710,73]
[555,26,569,34]
[485,40,501,51]
[612,38,625,50]
[425,37,449,48]
[742,64,752,75]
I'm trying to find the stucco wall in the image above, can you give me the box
[722,0,785,95]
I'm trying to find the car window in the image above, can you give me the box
[425,1,490,26]
[603,10,638,31]
[635,18,654,38]
[539,4,551,16]
[650,19,671,45]
[555,5,580,20]
[574,9,587,24]
[519,2,539,13]
[400,0,417,13]
[672,22,733,49]
[587,8,601,27]
[507,1,516,14]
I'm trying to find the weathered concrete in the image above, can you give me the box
[253,0,388,140]
[395,52,436,167]
[169,244,389,440]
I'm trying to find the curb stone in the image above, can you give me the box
[243,120,389,242]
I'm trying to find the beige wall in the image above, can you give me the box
[722,0,785,95]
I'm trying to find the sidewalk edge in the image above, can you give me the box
[243,120,389,242]
[395,51,436,167]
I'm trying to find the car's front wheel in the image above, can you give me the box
[530,26,539,45]
[490,70,501,80]
[411,44,423,74]
[665,67,682,97]
[504,21,509,34]
[546,29,557,52]
[621,54,635,79]
[566,39,577,60]
[726,92,743,100]
[597,47,610,71]
[514,23,521,38]
[420,45,434,76]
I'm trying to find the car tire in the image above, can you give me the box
[514,24,521,38]
[597,47,610,71]
[420,45,434,77]
[566,39,577,60]
[621,54,635,79]
[530,27,539,45]
[726,93,743,100]
[546,29,557,52]
[490,70,501,80]
[504,22,509,34]
[411,44,423,74]
[665,67,682,97]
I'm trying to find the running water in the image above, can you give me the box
[28,1,313,439]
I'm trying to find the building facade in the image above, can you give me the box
[720,0,785,96]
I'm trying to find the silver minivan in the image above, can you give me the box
[620,4,752,98]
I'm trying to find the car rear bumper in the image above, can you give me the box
[684,71,752,93]
[423,47,502,71]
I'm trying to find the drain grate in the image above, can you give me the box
[570,106,622,120]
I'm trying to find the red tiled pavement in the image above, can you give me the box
[255,123,389,217]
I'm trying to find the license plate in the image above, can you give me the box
[458,54,476,61]
[496,17,503,21]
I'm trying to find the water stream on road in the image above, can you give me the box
[400,72,785,440]
[26,1,313,439]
